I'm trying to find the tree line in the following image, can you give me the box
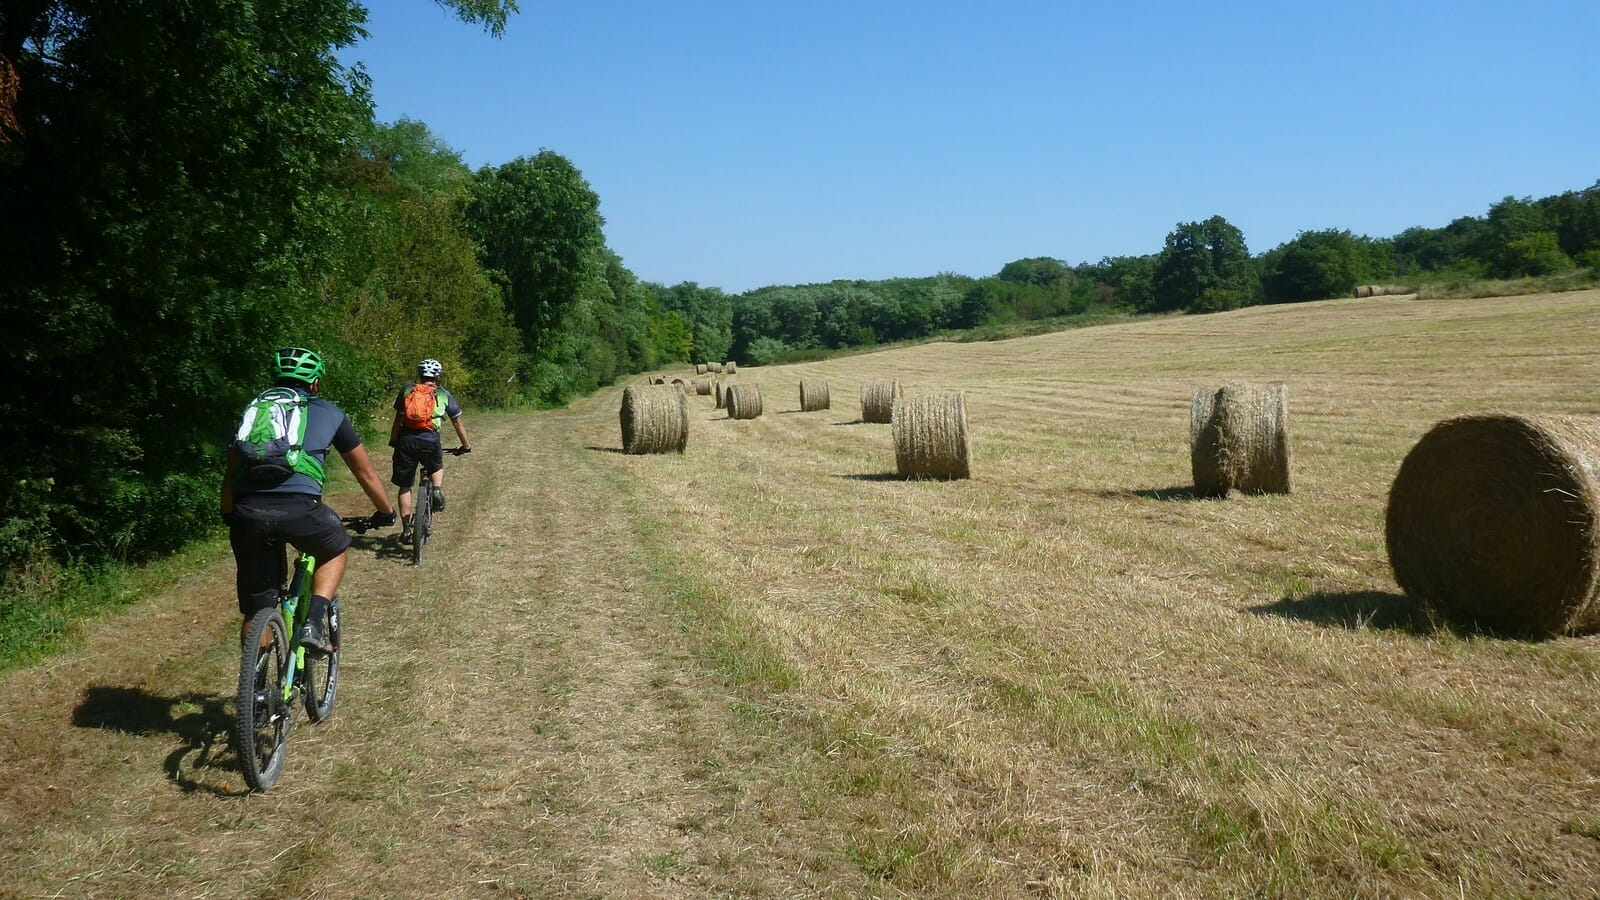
[3,1,1598,602]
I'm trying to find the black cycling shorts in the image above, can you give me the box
[228,493,352,615]
[391,432,444,488]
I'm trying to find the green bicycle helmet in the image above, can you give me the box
[274,347,326,384]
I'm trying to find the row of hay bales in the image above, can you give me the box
[694,361,738,375]
[631,371,1597,637]
[622,373,970,479]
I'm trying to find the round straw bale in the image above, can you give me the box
[799,378,831,412]
[710,362,724,374]
[695,363,708,375]
[1354,285,1375,298]
[1189,382,1291,497]
[694,375,714,396]
[1386,414,1600,637]
[727,383,764,420]
[892,391,970,479]
[724,361,738,375]
[860,378,903,424]
[715,379,731,409]
[619,384,688,454]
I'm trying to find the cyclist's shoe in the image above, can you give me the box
[301,616,334,656]
[432,490,446,512]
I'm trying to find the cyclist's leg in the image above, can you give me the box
[392,442,420,528]
[281,499,354,649]
[229,511,286,646]
[422,443,446,506]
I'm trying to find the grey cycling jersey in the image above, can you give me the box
[234,390,361,497]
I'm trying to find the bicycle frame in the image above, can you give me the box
[280,550,316,699]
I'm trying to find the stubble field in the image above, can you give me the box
[2,290,1599,897]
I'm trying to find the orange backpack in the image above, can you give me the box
[402,382,442,431]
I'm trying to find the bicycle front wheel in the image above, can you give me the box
[302,597,340,722]
[235,607,292,791]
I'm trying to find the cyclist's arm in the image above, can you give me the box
[220,448,240,515]
[340,444,396,515]
[388,411,402,447]
[451,414,470,450]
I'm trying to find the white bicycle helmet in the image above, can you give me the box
[418,358,443,379]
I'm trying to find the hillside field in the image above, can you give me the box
[3,290,1599,898]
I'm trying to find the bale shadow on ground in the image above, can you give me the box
[1096,486,1218,502]
[1249,590,1434,633]
[583,445,628,454]
[831,420,868,426]
[73,686,245,795]
[836,472,967,482]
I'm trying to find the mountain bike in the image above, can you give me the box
[233,515,385,792]
[409,446,470,566]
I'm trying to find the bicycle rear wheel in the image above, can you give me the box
[235,607,292,791]
[412,483,431,566]
[302,597,341,722]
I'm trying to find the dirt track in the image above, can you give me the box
[0,407,833,897]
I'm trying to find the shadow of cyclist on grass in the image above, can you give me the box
[73,685,246,795]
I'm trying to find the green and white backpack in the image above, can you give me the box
[232,387,326,485]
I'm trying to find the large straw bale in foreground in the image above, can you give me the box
[799,378,831,412]
[1386,414,1600,636]
[1190,382,1291,497]
[861,378,902,423]
[619,384,688,454]
[727,383,764,420]
[715,379,732,409]
[893,391,970,479]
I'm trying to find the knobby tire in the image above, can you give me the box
[235,608,292,792]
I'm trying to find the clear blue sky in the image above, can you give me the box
[343,0,1598,293]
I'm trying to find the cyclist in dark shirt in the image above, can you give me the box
[390,358,471,543]
[220,347,396,651]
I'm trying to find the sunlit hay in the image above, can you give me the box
[1189,381,1291,497]
[619,384,688,454]
[1356,283,1408,297]
[892,391,970,479]
[695,363,708,375]
[860,378,903,424]
[670,377,691,395]
[728,383,764,420]
[694,375,714,396]
[799,378,831,412]
[725,361,738,375]
[1386,414,1600,637]
[710,362,724,374]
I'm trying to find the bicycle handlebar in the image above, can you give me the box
[447,446,472,457]
[342,515,394,534]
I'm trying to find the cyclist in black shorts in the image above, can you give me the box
[220,347,396,651]
[390,358,471,543]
